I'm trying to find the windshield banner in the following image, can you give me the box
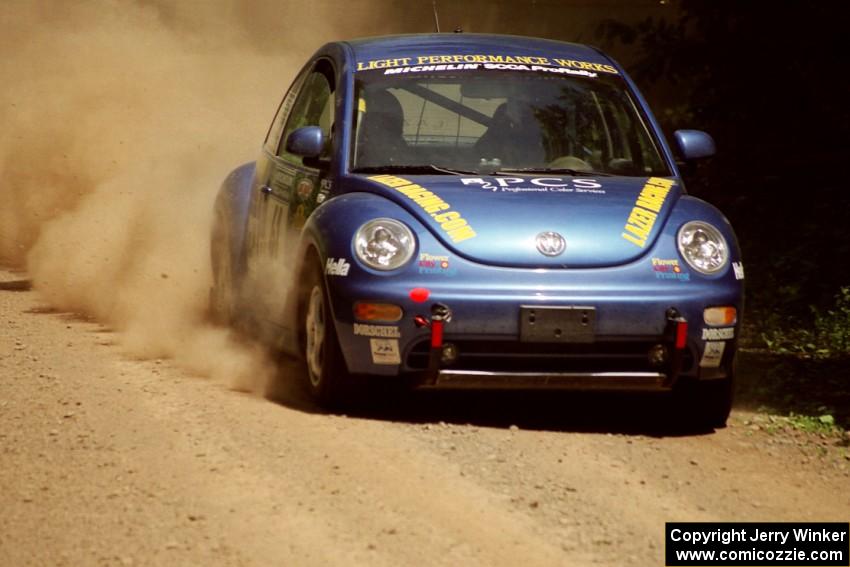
[356,54,618,78]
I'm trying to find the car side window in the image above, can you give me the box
[277,60,335,160]
[264,68,309,153]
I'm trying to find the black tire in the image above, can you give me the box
[300,259,354,408]
[675,376,734,430]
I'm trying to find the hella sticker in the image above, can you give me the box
[325,258,350,276]
[732,261,745,280]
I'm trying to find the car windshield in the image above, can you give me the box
[351,69,670,176]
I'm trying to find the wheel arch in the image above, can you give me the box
[291,191,426,367]
[211,161,256,282]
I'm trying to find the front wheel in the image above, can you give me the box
[301,261,353,407]
[675,376,734,430]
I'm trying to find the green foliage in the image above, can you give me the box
[786,412,837,434]
[759,287,850,358]
[737,347,850,429]
[596,2,850,346]
[813,287,850,355]
[744,411,843,437]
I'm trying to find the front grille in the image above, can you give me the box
[406,338,695,374]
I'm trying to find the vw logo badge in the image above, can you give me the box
[535,231,566,257]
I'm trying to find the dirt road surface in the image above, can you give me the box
[1,268,847,566]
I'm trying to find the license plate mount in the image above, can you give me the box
[519,306,596,343]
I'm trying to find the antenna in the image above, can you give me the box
[432,0,441,33]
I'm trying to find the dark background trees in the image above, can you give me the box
[597,1,849,337]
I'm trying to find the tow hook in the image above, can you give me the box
[414,303,453,382]
[665,307,688,386]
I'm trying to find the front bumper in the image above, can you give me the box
[327,259,741,391]
[424,370,669,391]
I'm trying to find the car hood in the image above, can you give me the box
[347,173,681,268]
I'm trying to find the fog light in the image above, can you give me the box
[703,306,737,326]
[441,343,458,365]
[647,344,668,367]
[353,302,403,322]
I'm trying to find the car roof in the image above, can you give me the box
[340,33,612,67]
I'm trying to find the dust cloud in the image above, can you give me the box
[0,0,352,390]
[0,0,655,391]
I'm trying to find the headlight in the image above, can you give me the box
[354,218,415,271]
[677,221,728,275]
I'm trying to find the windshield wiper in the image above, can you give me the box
[352,164,479,175]
[494,167,616,177]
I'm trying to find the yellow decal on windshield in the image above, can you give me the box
[621,177,675,248]
[356,54,618,74]
[551,58,617,74]
[369,175,477,243]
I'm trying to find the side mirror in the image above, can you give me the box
[285,126,324,158]
[673,130,716,160]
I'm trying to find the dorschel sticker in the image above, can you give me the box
[621,177,675,248]
[732,261,745,280]
[651,258,690,281]
[461,177,604,194]
[355,54,619,75]
[370,338,401,365]
[700,341,726,368]
[325,258,350,276]
[369,175,477,243]
[353,324,401,338]
[702,327,735,341]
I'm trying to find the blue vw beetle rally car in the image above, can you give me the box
[211,34,744,426]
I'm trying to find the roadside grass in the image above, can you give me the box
[743,412,843,438]
[735,348,850,431]
[734,345,850,465]
[734,411,850,466]
[737,287,850,432]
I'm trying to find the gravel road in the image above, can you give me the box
[1,269,847,566]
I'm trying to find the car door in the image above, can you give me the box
[246,58,336,325]
[244,65,307,280]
